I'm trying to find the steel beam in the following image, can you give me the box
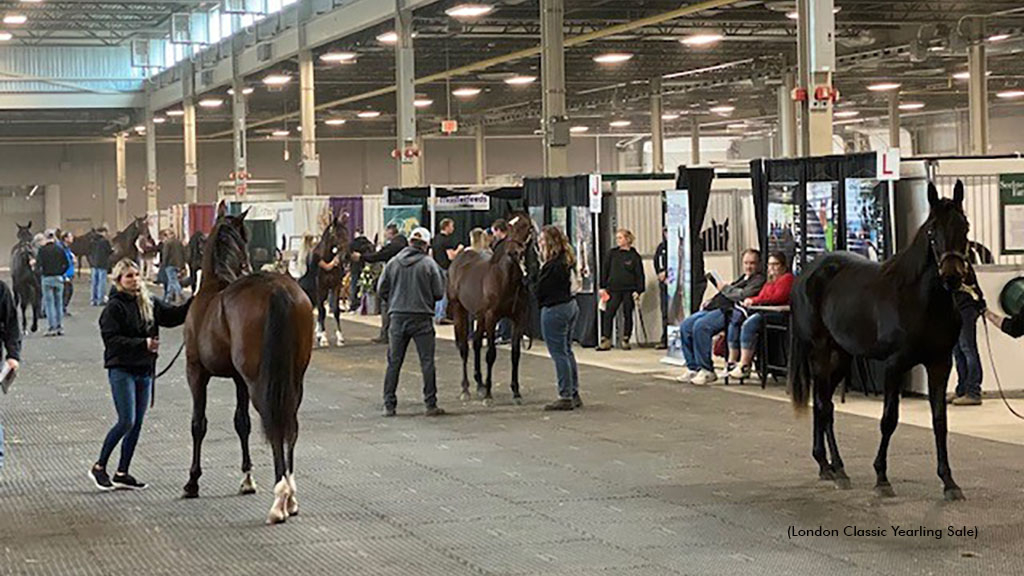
[650,77,665,173]
[116,131,128,230]
[541,0,568,177]
[475,125,487,185]
[231,75,248,198]
[299,49,319,195]
[968,22,989,156]
[778,71,797,157]
[690,117,700,166]
[182,61,198,204]
[145,90,158,214]
[888,91,900,149]
[395,0,421,187]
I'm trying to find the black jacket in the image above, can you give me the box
[654,240,668,278]
[0,281,21,362]
[90,237,114,271]
[1001,314,1024,339]
[601,247,646,293]
[362,235,408,264]
[100,289,190,374]
[537,256,573,309]
[37,243,69,277]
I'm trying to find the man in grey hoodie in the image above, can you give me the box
[378,227,446,417]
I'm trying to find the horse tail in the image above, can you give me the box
[260,288,300,446]
[788,278,814,413]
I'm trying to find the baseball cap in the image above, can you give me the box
[410,227,432,244]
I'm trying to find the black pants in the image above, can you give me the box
[349,261,364,311]
[378,297,390,341]
[63,279,74,311]
[659,282,669,345]
[383,314,437,410]
[602,290,635,341]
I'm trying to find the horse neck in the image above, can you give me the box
[884,225,937,286]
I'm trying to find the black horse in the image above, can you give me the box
[789,180,970,501]
[10,222,41,333]
[300,213,349,348]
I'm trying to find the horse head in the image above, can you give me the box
[16,221,33,244]
[318,212,350,264]
[207,209,252,282]
[506,211,535,245]
[926,180,970,291]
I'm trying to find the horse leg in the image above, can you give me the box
[455,306,472,402]
[332,288,345,347]
[510,323,523,404]
[286,439,299,516]
[812,388,832,481]
[30,293,39,333]
[873,372,901,498]
[473,318,485,397]
[233,377,256,495]
[926,359,964,501]
[316,294,329,348]
[483,320,497,407]
[267,439,290,524]
[183,368,211,499]
[822,351,851,489]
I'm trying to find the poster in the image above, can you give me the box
[551,207,568,235]
[571,207,595,293]
[767,182,800,272]
[806,181,838,265]
[382,206,421,237]
[1000,174,1024,254]
[845,178,885,262]
[529,206,545,237]
[664,190,691,366]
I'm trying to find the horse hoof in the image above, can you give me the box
[267,510,288,525]
[476,388,487,400]
[875,483,896,498]
[287,497,299,516]
[239,475,257,495]
[513,397,523,406]
[944,487,966,502]
[834,475,852,491]
[182,486,200,499]
[819,469,835,481]
[459,392,471,402]
[482,397,493,407]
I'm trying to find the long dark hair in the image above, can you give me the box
[540,225,576,269]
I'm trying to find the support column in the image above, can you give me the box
[144,96,158,215]
[778,71,797,157]
[395,0,421,187]
[182,62,198,204]
[650,76,665,173]
[298,49,319,195]
[968,21,989,156]
[231,58,248,197]
[116,132,128,230]
[475,125,487,184]
[797,0,836,156]
[541,0,569,176]
[888,91,901,149]
[690,117,701,166]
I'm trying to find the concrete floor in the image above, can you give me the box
[2,296,1024,575]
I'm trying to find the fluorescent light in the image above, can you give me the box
[152,117,167,124]
[899,102,926,111]
[504,75,537,86]
[997,90,1024,99]
[867,82,901,92]
[271,130,290,137]
[357,110,381,118]
[198,98,224,108]
[414,98,434,108]
[953,71,971,80]
[445,4,493,18]
[787,7,840,19]
[989,33,1012,43]
[320,52,357,64]
[710,105,735,114]
[19,0,43,3]
[570,126,590,134]
[593,53,633,64]
[3,14,27,25]
[262,74,292,86]
[377,31,398,44]
[227,86,254,95]
[834,110,860,119]
[681,33,723,47]
[727,123,747,130]
[0,32,11,42]
[661,113,681,121]
[134,125,146,132]
[609,120,632,128]
[324,118,347,126]
[166,109,185,117]
[452,87,482,98]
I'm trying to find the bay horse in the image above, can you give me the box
[789,181,970,501]
[183,209,314,524]
[448,212,535,405]
[111,216,155,268]
[69,229,101,276]
[10,222,41,333]
[312,213,350,348]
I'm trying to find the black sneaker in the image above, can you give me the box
[424,406,447,417]
[572,394,583,409]
[383,406,397,417]
[89,466,115,491]
[112,473,148,490]
[544,398,574,411]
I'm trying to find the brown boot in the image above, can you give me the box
[597,338,612,351]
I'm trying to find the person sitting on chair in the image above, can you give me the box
[677,249,765,386]
[726,251,794,380]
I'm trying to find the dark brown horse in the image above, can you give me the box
[183,208,314,524]
[111,216,155,266]
[312,212,350,347]
[10,222,40,333]
[448,212,535,405]
[69,229,101,276]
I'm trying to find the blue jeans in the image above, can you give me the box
[435,270,449,323]
[91,268,108,305]
[164,266,182,302]
[41,276,64,332]
[680,309,727,371]
[727,312,764,351]
[98,369,152,473]
[541,300,580,399]
[953,306,983,398]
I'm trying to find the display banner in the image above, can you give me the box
[435,193,491,212]
[845,178,885,262]
[806,181,839,265]
[1000,174,1024,254]
[767,182,800,273]
[383,206,422,237]
[664,189,691,365]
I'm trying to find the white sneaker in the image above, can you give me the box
[690,369,718,386]
[676,370,699,383]
[728,365,751,380]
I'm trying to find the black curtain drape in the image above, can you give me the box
[677,166,716,314]
[387,186,525,244]
[750,158,769,257]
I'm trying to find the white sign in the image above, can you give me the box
[435,193,490,212]
[876,149,901,181]
[589,174,603,214]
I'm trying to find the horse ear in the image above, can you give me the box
[216,201,227,218]
[239,208,250,221]
[953,179,965,206]
[927,183,940,208]
[26,221,32,229]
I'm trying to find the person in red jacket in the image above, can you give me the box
[726,251,795,379]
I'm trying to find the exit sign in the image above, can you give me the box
[441,119,459,134]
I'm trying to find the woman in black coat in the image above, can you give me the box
[89,259,190,491]
[598,228,645,351]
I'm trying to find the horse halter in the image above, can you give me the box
[926,226,968,271]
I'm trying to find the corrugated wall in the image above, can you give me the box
[0,46,143,93]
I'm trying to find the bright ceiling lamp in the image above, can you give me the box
[19,0,43,3]
[357,110,381,118]
[709,104,735,114]
[134,125,146,133]
[593,52,633,64]
[166,109,185,117]
[727,123,747,130]
[0,32,11,42]
[609,120,632,128]
[414,98,434,108]
[867,82,901,91]
[570,126,590,134]
[198,98,224,108]
[662,113,681,121]
[680,33,723,47]
[324,118,346,126]
[227,86,254,95]
[989,33,1012,43]
[952,71,971,81]
[377,31,418,44]
[997,90,1024,99]
[262,74,292,86]
[152,117,167,124]
[320,51,357,64]
[445,4,493,19]
[3,14,27,25]
[452,87,482,98]
[271,130,290,137]
[787,7,840,19]
[504,75,537,86]
[834,110,860,119]
[899,102,925,111]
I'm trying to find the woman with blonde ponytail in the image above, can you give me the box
[90,259,191,491]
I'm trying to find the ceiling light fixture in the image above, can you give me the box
[324,118,347,126]
[320,51,357,64]
[19,0,43,3]
[134,125,146,132]
[727,123,747,130]
[357,110,381,118]
[452,87,482,98]
[787,7,840,19]
[377,31,418,44]
[899,102,926,111]
[609,120,632,128]
[593,52,633,64]
[227,86,255,95]
[0,32,12,42]
[570,126,590,134]
[997,90,1024,99]
[414,98,434,108]
[952,71,971,80]
[152,117,167,124]
[198,98,224,108]
[680,33,723,47]
[662,113,681,121]
[166,109,185,117]
[709,105,735,114]
[262,74,292,86]
[445,4,494,19]
[504,75,537,85]
[271,130,290,137]
[3,14,28,25]
[989,33,1012,43]
[833,110,860,119]
[867,82,902,91]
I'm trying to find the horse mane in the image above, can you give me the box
[207,221,248,283]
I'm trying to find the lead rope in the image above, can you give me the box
[151,341,186,408]
[980,317,1024,421]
